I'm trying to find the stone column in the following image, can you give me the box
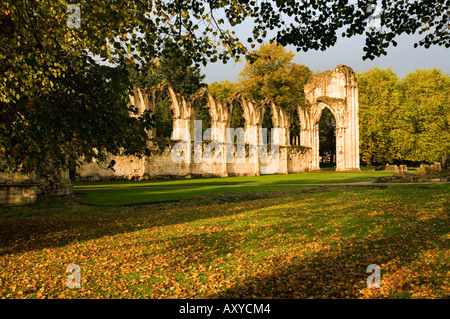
[335,126,346,171]
[214,121,228,177]
[310,123,320,171]
[246,125,260,176]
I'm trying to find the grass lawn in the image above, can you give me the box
[0,182,448,299]
[73,171,394,206]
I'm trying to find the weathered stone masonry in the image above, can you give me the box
[76,65,360,181]
[1,65,360,205]
[0,170,72,206]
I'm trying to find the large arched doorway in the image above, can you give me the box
[310,102,346,171]
[304,65,360,172]
[318,108,336,168]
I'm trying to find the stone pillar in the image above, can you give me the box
[214,121,228,177]
[335,127,346,171]
[246,125,260,176]
[342,84,360,171]
[310,123,320,171]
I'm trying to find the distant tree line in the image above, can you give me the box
[358,68,450,165]
[130,43,449,167]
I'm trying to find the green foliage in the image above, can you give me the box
[153,99,173,139]
[9,0,443,106]
[129,45,206,96]
[289,108,301,145]
[208,81,241,131]
[0,62,151,174]
[1,0,447,174]
[130,46,207,138]
[230,104,245,129]
[357,68,401,164]
[358,68,450,164]
[262,107,274,130]
[238,43,312,110]
[391,69,450,162]
[319,108,336,165]
[195,104,212,137]
[208,81,237,100]
[270,0,450,60]
[237,42,311,148]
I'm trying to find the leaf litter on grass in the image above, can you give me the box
[0,186,448,299]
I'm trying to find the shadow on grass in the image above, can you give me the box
[0,187,356,256]
[73,171,392,189]
[206,214,449,298]
[0,186,447,299]
[76,184,389,206]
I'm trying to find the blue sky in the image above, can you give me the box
[201,22,449,84]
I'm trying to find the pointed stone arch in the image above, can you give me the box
[189,88,216,140]
[83,64,359,182]
[146,81,191,141]
[304,65,360,171]
[257,100,289,145]
[226,94,255,128]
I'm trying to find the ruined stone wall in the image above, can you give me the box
[3,65,359,205]
[0,170,72,206]
[303,65,360,172]
[75,64,359,181]
[76,141,308,180]
[287,147,312,174]
[75,155,145,181]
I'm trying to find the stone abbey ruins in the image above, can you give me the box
[76,64,360,180]
[1,64,360,205]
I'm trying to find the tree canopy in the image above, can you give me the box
[130,45,207,138]
[208,81,238,101]
[357,68,401,164]
[129,45,206,96]
[3,0,447,105]
[238,42,312,109]
[1,0,448,173]
[392,69,450,163]
[0,62,151,174]
[358,68,450,164]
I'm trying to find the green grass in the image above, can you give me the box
[0,184,448,299]
[73,171,391,188]
[76,184,319,206]
[74,171,393,206]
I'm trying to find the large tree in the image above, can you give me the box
[319,108,336,166]
[391,69,450,163]
[238,42,312,109]
[0,59,151,174]
[208,81,238,101]
[129,45,207,138]
[129,45,206,96]
[357,68,401,164]
[1,0,448,174]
